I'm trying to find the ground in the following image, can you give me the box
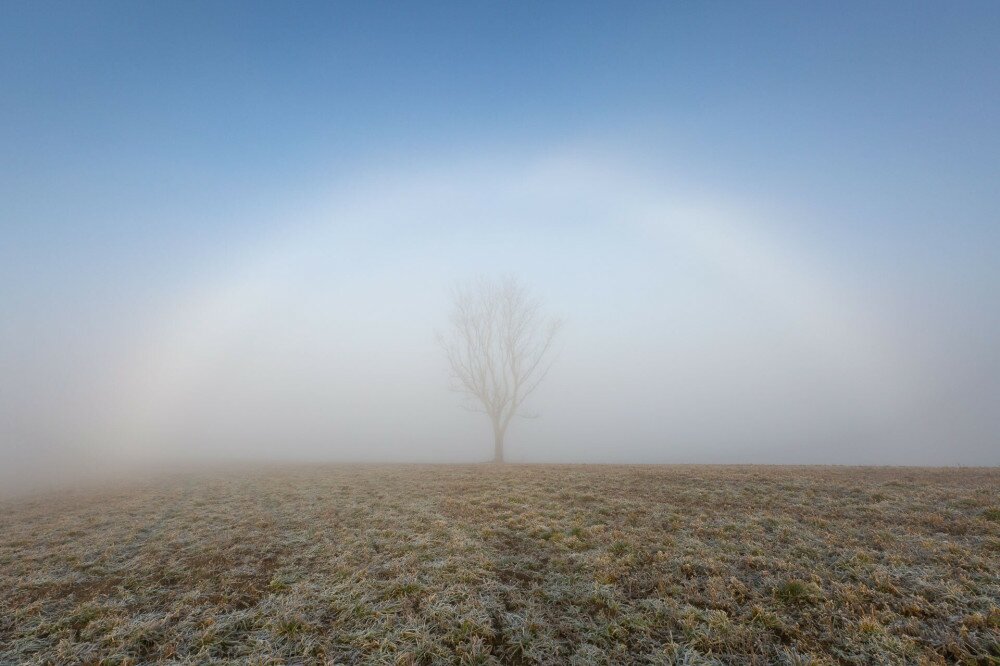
[1,464,998,665]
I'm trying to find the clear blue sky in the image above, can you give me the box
[2,2,998,480]
[4,1,998,224]
[2,2,997,296]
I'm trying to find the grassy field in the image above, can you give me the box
[1,464,998,665]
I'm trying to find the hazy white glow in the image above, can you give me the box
[114,157,913,456]
[2,152,991,494]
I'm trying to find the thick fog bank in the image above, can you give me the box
[3,158,997,497]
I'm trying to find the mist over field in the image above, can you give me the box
[3,5,1000,664]
[2,2,999,498]
[2,152,994,490]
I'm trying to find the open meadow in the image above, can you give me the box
[2,465,998,665]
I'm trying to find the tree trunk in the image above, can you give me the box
[493,423,505,463]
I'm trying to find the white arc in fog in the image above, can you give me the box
[107,155,915,463]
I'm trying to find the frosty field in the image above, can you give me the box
[2,465,998,664]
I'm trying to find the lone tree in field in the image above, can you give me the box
[439,277,562,463]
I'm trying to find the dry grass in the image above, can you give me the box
[1,464,998,664]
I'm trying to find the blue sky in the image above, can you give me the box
[2,2,999,482]
[5,2,998,213]
[3,2,997,297]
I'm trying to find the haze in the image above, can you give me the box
[2,2,998,495]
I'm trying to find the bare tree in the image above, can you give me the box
[438,277,562,463]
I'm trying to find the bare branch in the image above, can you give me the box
[438,276,562,462]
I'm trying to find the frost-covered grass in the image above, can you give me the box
[1,464,998,664]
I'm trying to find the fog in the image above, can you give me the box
[4,3,999,496]
[2,151,997,496]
